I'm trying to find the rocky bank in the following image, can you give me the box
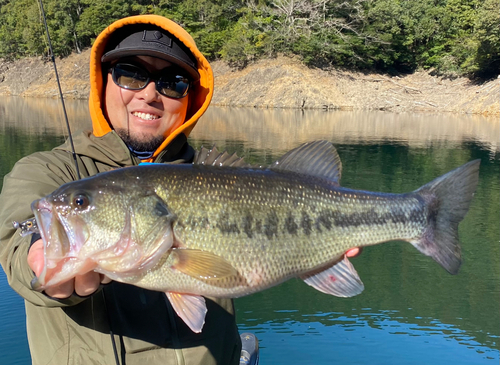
[1,48,498,116]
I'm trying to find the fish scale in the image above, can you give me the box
[30,141,480,333]
[126,166,429,297]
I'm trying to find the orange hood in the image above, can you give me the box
[88,15,213,161]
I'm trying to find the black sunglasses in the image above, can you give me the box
[109,63,191,99]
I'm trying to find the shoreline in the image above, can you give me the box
[1,49,499,116]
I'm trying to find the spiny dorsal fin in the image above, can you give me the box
[194,145,249,167]
[271,140,342,183]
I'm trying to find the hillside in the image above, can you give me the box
[0,49,498,116]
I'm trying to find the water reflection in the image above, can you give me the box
[237,310,498,364]
[0,96,91,134]
[0,96,498,365]
[192,107,500,155]
[1,96,497,153]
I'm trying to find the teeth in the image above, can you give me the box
[132,112,160,120]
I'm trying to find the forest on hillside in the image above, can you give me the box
[0,0,499,78]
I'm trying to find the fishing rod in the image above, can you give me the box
[36,2,122,365]
[37,0,81,180]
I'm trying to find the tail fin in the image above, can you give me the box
[412,160,481,274]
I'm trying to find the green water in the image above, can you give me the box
[0,97,498,364]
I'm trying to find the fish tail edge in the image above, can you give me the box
[412,159,481,274]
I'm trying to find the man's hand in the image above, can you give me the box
[27,239,111,299]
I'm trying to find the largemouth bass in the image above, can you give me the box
[30,141,480,333]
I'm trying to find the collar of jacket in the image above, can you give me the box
[152,133,195,164]
[54,131,195,167]
[88,15,214,161]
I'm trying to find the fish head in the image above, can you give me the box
[31,173,176,290]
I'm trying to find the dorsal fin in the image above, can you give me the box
[194,145,249,167]
[270,140,342,183]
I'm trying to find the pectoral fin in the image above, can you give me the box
[301,256,364,297]
[171,248,239,281]
[166,292,207,333]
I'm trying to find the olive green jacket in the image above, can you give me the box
[0,130,241,365]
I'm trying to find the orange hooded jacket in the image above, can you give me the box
[88,14,214,162]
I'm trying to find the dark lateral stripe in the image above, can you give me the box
[264,210,279,240]
[213,199,425,239]
[315,204,425,229]
[216,212,240,234]
[301,211,313,236]
[242,213,253,238]
[285,212,298,235]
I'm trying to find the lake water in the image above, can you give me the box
[0,96,498,364]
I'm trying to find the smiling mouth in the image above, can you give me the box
[132,112,160,121]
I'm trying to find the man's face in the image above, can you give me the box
[104,56,190,152]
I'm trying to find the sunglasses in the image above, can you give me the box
[109,63,191,99]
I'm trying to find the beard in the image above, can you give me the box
[115,128,165,153]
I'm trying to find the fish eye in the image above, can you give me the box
[72,194,90,210]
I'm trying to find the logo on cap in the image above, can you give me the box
[143,30,172,48]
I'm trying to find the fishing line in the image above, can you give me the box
[37,0,81,180]
[101,289,122,365]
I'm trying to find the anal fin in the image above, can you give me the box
[166,292,207,333]
[300,256,364,297]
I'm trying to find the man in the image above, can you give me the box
[0,14,360,365]
[0,14,241,365]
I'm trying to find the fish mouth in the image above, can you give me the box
[31,198,60,255]
[31,198,83,289]
[31,198,55,289]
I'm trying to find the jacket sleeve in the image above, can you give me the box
[0,151,88,307]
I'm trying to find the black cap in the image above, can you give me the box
[101,25,200,81]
